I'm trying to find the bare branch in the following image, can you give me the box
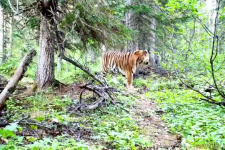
[7,0,17,13]
[209,3,225,98]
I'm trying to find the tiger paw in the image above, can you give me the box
[127,85,135,92]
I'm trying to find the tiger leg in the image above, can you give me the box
[126,71,134,90]
[100,58,109,85]
[101,69,107,77]
[101,58,108,77]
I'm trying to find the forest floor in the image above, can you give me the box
[55,82,182,149]
[131,67,181,149]
[58,83,182,149]
[1,66,225,149]
[131,98,181,149]
[0,69,183,149]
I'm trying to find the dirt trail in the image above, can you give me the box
[56,84,182,149]
[131,97,181,150]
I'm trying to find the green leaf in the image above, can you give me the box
[0,129,16,139]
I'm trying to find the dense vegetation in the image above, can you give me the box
[1,0,225,149]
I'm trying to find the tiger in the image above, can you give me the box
[101,50,150,90]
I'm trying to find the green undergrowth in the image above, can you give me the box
[0,52,101,84]
[3,54,225,149]
[134,76,225,150]
[56,55,102,84]
[0,58,21,78]
[1,76,151,149]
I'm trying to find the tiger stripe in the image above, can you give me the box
[101,50,149,90]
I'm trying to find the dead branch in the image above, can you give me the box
[18,116,54,130]
[175,71,225,106]
[53,21,118,111]
[209,2,225,99]
[54,26,106,86]
[74,82,118,111]
[60,54,105,86]
[0,50,36,110]
[16,115,91,138]
[200,98,225,106]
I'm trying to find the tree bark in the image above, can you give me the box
[0,3,4,64]
[206,0,218,53]
[125,0,138,52]
[36,16,55,88]
[0,50,36,110]
[57,56,62,78]
[206,0,218,33]
[36,0,58,89]
[125,0,158,67]
[7,14,13,58]
[147,16,157,67]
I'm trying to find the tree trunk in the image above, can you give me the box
[36,0,58,89]
[148,16,157,67]
[125,0,138,52]
[206,0,218,33]
[0,4,4,64]
[206,0,218,52]
[90,50,96,64]
[125,0,158,67]
[57,56,62,78]
[7,14,13,58]
[36,16,55,88]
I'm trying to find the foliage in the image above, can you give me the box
[4,73,151,149]
[0,58,19,77]
[58,0,131,53]
[154,0,225,102]
[137,76,225,149]
[89,103,151,149]
[1,0,225,149]
[0,128,91,150]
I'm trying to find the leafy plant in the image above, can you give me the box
[148,77,225,149]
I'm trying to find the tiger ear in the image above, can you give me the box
[144,50,148,54]
[134,50,142,55]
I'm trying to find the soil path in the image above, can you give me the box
[56,84,182,149]
[131,96,181,150]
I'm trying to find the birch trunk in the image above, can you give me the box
[8,14,13,58]
[57,56,62,78]
[206,0,218,33]
[206,0,218,52]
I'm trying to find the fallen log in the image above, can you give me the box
[0,50,36,110]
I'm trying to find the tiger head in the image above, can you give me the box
[134,50,150,65]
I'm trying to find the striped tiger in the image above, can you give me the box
[101,50,149,90]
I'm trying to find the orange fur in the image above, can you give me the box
[101,50,149,90]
